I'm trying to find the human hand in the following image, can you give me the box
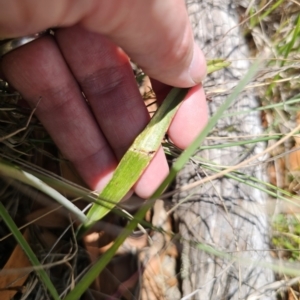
[0,0,208,198]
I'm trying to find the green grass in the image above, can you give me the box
[273,214,300,262]
[247,1,300,296]
[0,202,60,299]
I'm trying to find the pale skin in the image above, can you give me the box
[0,0,208,198]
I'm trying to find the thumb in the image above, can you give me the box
[0,0,206,87]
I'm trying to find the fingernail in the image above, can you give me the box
[189,43,207,84]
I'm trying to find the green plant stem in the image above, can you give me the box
[0,202,60,300]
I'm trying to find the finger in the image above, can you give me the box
[54,26,149,159]
[0,0,206,87]
[168,85,208,149]
[54,25,170,197]
[151,80,208,149]
[134,146,168,199]
[0,36,118,191]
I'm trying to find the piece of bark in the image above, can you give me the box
[172,1,275,299]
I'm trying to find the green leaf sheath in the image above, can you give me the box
[78,88,189,236]
[77,59,230,237]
